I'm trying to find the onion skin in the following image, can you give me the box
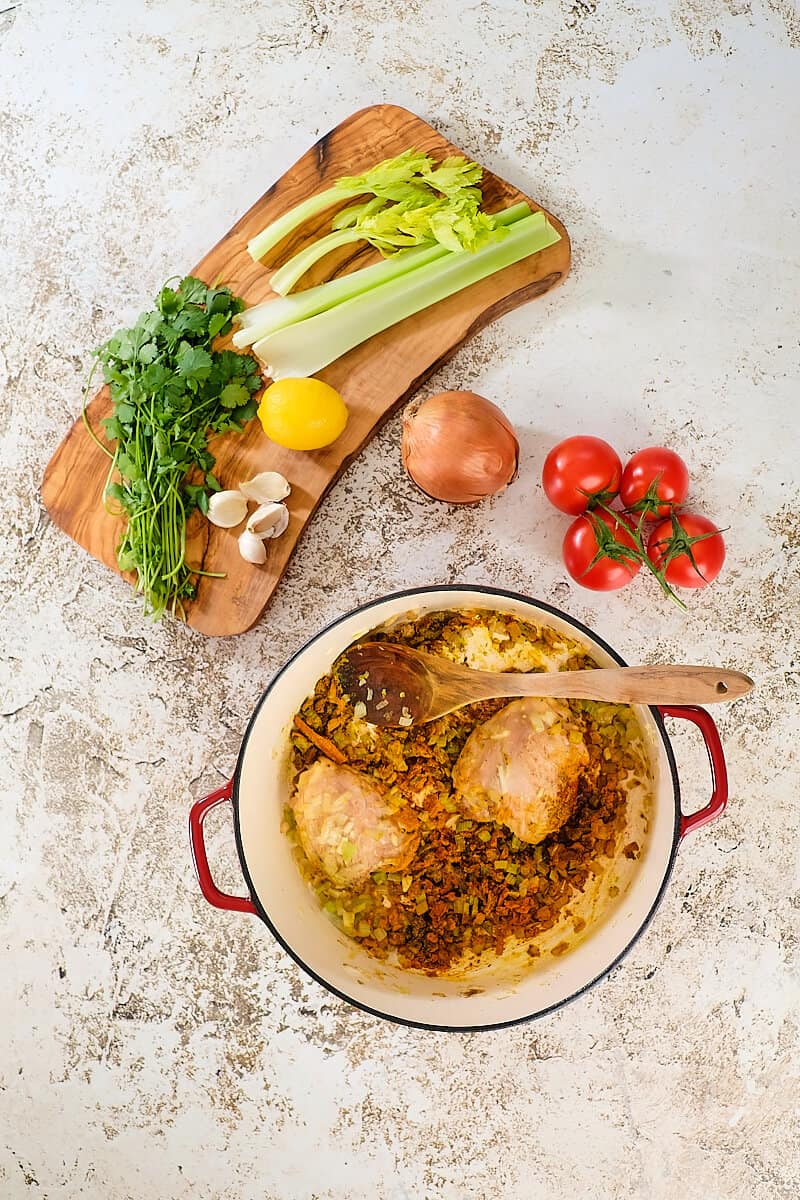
[401,391,520,504]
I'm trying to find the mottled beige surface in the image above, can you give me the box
[2,2,799,1197]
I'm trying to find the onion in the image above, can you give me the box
[401,391,519,504]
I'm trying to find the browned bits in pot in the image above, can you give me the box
[285,609,652,974]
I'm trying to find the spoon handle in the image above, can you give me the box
[481,665,754,706]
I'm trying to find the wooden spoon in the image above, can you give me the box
[337,641,754,727]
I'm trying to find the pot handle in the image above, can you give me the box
[189,780,257,914]
[658,705,728,840]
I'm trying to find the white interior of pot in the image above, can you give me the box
[235,589,677,1029]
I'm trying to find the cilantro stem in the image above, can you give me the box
[81,356,115,461]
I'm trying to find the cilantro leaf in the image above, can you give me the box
[110,332,136,362]
[230,397,259,423]
[207,311,229,339]
[139,311,163,337]
[209,349,252,386]
[114,402,136,425]
[116,451,142,481]
[219,381,250,409]
[158,287,182,317]
[139,362,176,396]
[100,415,124,441]
[176,345,213,381]
[178,276,209,305]
[206,288,236,315]
[173,306,208,336]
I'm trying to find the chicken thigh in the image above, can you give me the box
[291,758,420,887]
[453,697,590,844]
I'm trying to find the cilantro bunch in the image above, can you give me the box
[82,276,261,620]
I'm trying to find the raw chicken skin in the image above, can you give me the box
[452,697,590,845]
[291,758,420,887]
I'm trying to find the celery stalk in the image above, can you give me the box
[253,211,560,380]
[270,195,508,296]
[247,189,360,262]
[270,228,380,297]
[233,202,532,349]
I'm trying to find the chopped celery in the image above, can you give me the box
[253,211,561,380]
[233,202,531,348]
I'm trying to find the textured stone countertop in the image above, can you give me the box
[2,3,799,1198]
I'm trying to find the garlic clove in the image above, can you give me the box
[207,489,248,528]
[238,529,268,564]
[246,501,290,540]
[239,471,291,504]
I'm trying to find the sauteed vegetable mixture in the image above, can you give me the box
[285,610,652,974]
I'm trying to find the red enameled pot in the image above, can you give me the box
[190,586,727,1031]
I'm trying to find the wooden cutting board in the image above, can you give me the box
[41,104,570,637]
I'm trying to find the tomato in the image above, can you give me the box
[620,446,690,518]
[562,511,642,591]
[647,513,725,588]
[542,436,622,515]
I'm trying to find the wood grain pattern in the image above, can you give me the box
[41,104,570,636]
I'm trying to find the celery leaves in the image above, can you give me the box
[248,147,493,272]
[267,151,506,295]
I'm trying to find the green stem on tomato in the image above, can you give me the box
[590,498,687,611]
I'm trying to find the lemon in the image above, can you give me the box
[258,378,349,451]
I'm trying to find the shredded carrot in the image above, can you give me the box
[292,715,347,765]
